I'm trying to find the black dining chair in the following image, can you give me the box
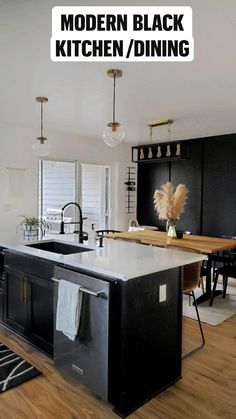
[208,236,236,306]
[209,264,236,306]
[211,235,236,272]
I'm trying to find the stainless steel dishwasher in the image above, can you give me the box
[53,265,110,401]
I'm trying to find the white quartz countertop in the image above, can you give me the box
[0,233,207,281]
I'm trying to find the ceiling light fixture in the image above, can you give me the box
[146,119,173,158]
[33,97,51,157]
[103,69,125,147]
[147,119,173,128]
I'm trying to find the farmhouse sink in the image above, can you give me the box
[26,241,93,255]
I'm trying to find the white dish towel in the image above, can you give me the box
[56,280,83,341]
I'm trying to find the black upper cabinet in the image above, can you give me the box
[136,134,236,236]
[170,140,203,234]
[137,161,170,230]
[202,138,236,237]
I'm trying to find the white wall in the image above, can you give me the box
[0,122,134,236]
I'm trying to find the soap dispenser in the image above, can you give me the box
[88,223,97,247]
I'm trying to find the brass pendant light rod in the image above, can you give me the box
[36,96,48,144]
[107,69,122,132]
[113,73,116,123]
[149,126,153,143]
[103,68,124,146]
[40,100,43,138]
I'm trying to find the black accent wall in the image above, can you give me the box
[137,134,236,237]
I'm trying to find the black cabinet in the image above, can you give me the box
[0,280,4,322]
[3,251,54,356]
[2,249,182,415]
[202,138,236,236]
[170,140,203,234]
[53,265,182,417]
[4,267,28,334]
[110,268,182,417]
[27,274,53,355]
[0,247,5,321]
[136,134,236,236]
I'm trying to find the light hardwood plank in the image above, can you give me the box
[0,315,235,419]
[107,231,236,254]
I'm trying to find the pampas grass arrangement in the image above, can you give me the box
[153,182,188,221]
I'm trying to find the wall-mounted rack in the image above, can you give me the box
[125,166,136,214]
[131,140,189,163]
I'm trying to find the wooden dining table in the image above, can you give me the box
[106,230,236,304]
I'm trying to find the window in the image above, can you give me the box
[81,164,111,232]
[39,160,77,233]
[39,161,111,234]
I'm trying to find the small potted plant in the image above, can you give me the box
[17,216,51,240]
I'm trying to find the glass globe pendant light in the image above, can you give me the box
[32,97,51,157]
[103,69,125,147]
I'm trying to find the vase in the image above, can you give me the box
[166,220,177,238]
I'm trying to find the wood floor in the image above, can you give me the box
[0,315,235,419]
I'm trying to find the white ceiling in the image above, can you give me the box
[0,0,235,144]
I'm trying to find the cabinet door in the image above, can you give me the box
[171,140,202,234]
[27,274,54,356]
[4,267,28,334]
[0,277,4,323]
[202,138,236,236]
[0,286,4,322]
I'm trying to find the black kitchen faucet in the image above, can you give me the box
[60,202,84,243]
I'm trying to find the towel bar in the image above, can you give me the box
[52,277,106,298]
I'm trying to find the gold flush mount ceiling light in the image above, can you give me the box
[32,96,51,157]
[103,69,125,147]
[147,119,173,128]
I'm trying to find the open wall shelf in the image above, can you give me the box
[132,141,189,163]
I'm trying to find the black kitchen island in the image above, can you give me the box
[0,237,205,417]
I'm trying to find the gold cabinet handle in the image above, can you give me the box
[22,276,28,304]
[21,277,24,304]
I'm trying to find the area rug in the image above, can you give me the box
[0,343,41,393]
[183,285,236,326]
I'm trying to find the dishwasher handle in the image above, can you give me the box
[52,277,107,299]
